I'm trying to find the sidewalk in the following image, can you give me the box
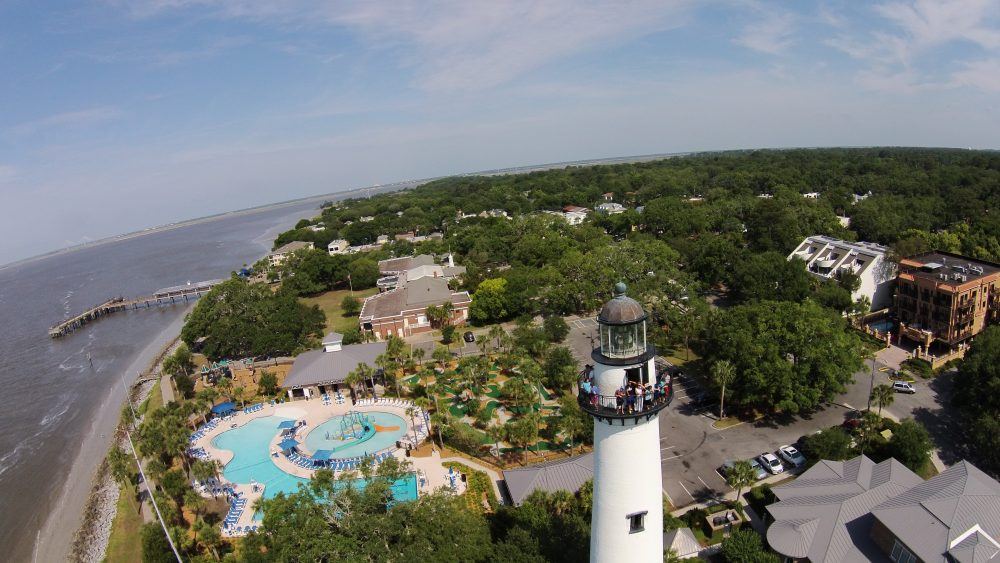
[439,454,504,501]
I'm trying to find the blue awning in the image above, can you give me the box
[278,438,299,451]
[211,401,236,414]
[313,450,334,461]
[276,420,297,429]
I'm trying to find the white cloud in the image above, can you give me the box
[120,1,694,91]
[734,12,796,55]
[6,106,124,137]
[950,58,1000,92]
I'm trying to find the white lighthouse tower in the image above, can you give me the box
[580,283,667,562]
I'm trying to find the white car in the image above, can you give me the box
[892,381,916,394]
[778,445,806,468]
[759,452,785,474]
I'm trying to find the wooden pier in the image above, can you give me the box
[48,279,224,338]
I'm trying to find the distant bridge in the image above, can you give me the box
[48,279,224,338]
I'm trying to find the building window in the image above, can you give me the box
[890,540,916,563]
[627,511,647,534]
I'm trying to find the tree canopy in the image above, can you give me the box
[180,277,325,361]
[703,300,863,414]
[951,326,1000,477]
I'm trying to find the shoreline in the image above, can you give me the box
[33,309,192,563]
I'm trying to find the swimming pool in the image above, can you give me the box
[302,411,410,458]
[211,415,418,513]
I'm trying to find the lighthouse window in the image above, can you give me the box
[627,511,647,534]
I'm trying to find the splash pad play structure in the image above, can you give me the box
[304,411,407,458]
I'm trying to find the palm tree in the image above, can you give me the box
[432,345,451,371]
[712,360,737,419]
[726,460,756,514]
[487,423,504,463]
[412,346,426,367]
[405,406,419,443]
[870,384,894,417]
[488,325,508,353]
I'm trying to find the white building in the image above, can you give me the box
[581,283,666,562]
[595,202,625,215]
[788,235,896,310]
[803,192,821,199]
[327,239,350,255]
[267,241,314,267]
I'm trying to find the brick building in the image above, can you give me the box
[895,251,1000,351]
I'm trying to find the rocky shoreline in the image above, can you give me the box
[69,337,178,563]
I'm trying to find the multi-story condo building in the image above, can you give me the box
[896,251,1000,350]
[788,236,895,310]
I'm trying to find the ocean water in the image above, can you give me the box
[0,201,323,561]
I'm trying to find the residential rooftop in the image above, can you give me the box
[501,453,594,506]
[899,251,1000,285]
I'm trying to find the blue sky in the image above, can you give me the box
[1,0,998,264]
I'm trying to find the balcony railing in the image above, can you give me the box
[577,384,672,423]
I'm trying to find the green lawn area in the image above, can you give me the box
[141,379,162,415]
[103,484,142,563]
[300,287,379,334]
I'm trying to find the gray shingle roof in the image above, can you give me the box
[281,341,387,389]
[359,276,471,321]
[871,461,1000,563]
[502,453,593,506]
[766,455,922,563]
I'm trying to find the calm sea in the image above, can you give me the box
[0,200,323,560]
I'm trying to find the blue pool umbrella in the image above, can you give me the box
[276,420,297,429]
[278,438,299,451]
[211,401,236,414]
[313,450,334,461]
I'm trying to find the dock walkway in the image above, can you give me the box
[48,279,224,338]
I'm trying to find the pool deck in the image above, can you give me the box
[190,395,455,536]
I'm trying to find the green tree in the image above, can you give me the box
[712,360,737,419]
[557,394,591,453]
[726,460,756,512]
[441,324,456,345]
[341,295,361,316]
[730,252,811,303]
[347,258,380,289]
[542,316,570,343]
[886,419,933,472]
[258,370,278,396]
[870,384,894,417]
[704,300,862,414]
[506,414,540,465]
[801,427,853,463]
[432,345,451,369]
[543,346,578,393]
[140,522,175,563]
[721,529,780,563]
[181,278,325,361]
[470,278,510,324]
[108,447,140,514]
[951,326,1000,476]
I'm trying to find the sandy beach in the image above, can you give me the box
[33,309,190,563]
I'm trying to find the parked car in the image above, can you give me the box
[748,458,769,480]
[778,445,806,468]
[463,331,476,343]
[720,459,768,481]
[758,452,785,474]
[892,381,916,394]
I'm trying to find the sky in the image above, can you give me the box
[1,0,998,264]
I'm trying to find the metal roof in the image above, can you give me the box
[766,455,922,563]
[597,283,646,325]
[502,453,593,506]
[664,527,701,558]
[871,461,1000,563]
[281,341,387,389]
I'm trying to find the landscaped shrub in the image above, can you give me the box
[746,483,775,516]
[443,461,499,513]
[901,358,933,379]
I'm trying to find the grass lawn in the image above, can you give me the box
[662,345,701,367]
[301,287,379,334]
[103,484,142,563]
[917,458,940,480]
[142,379,163,415]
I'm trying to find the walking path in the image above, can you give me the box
[160,373,175,404]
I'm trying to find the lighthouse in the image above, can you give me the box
[579,283,668,562]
